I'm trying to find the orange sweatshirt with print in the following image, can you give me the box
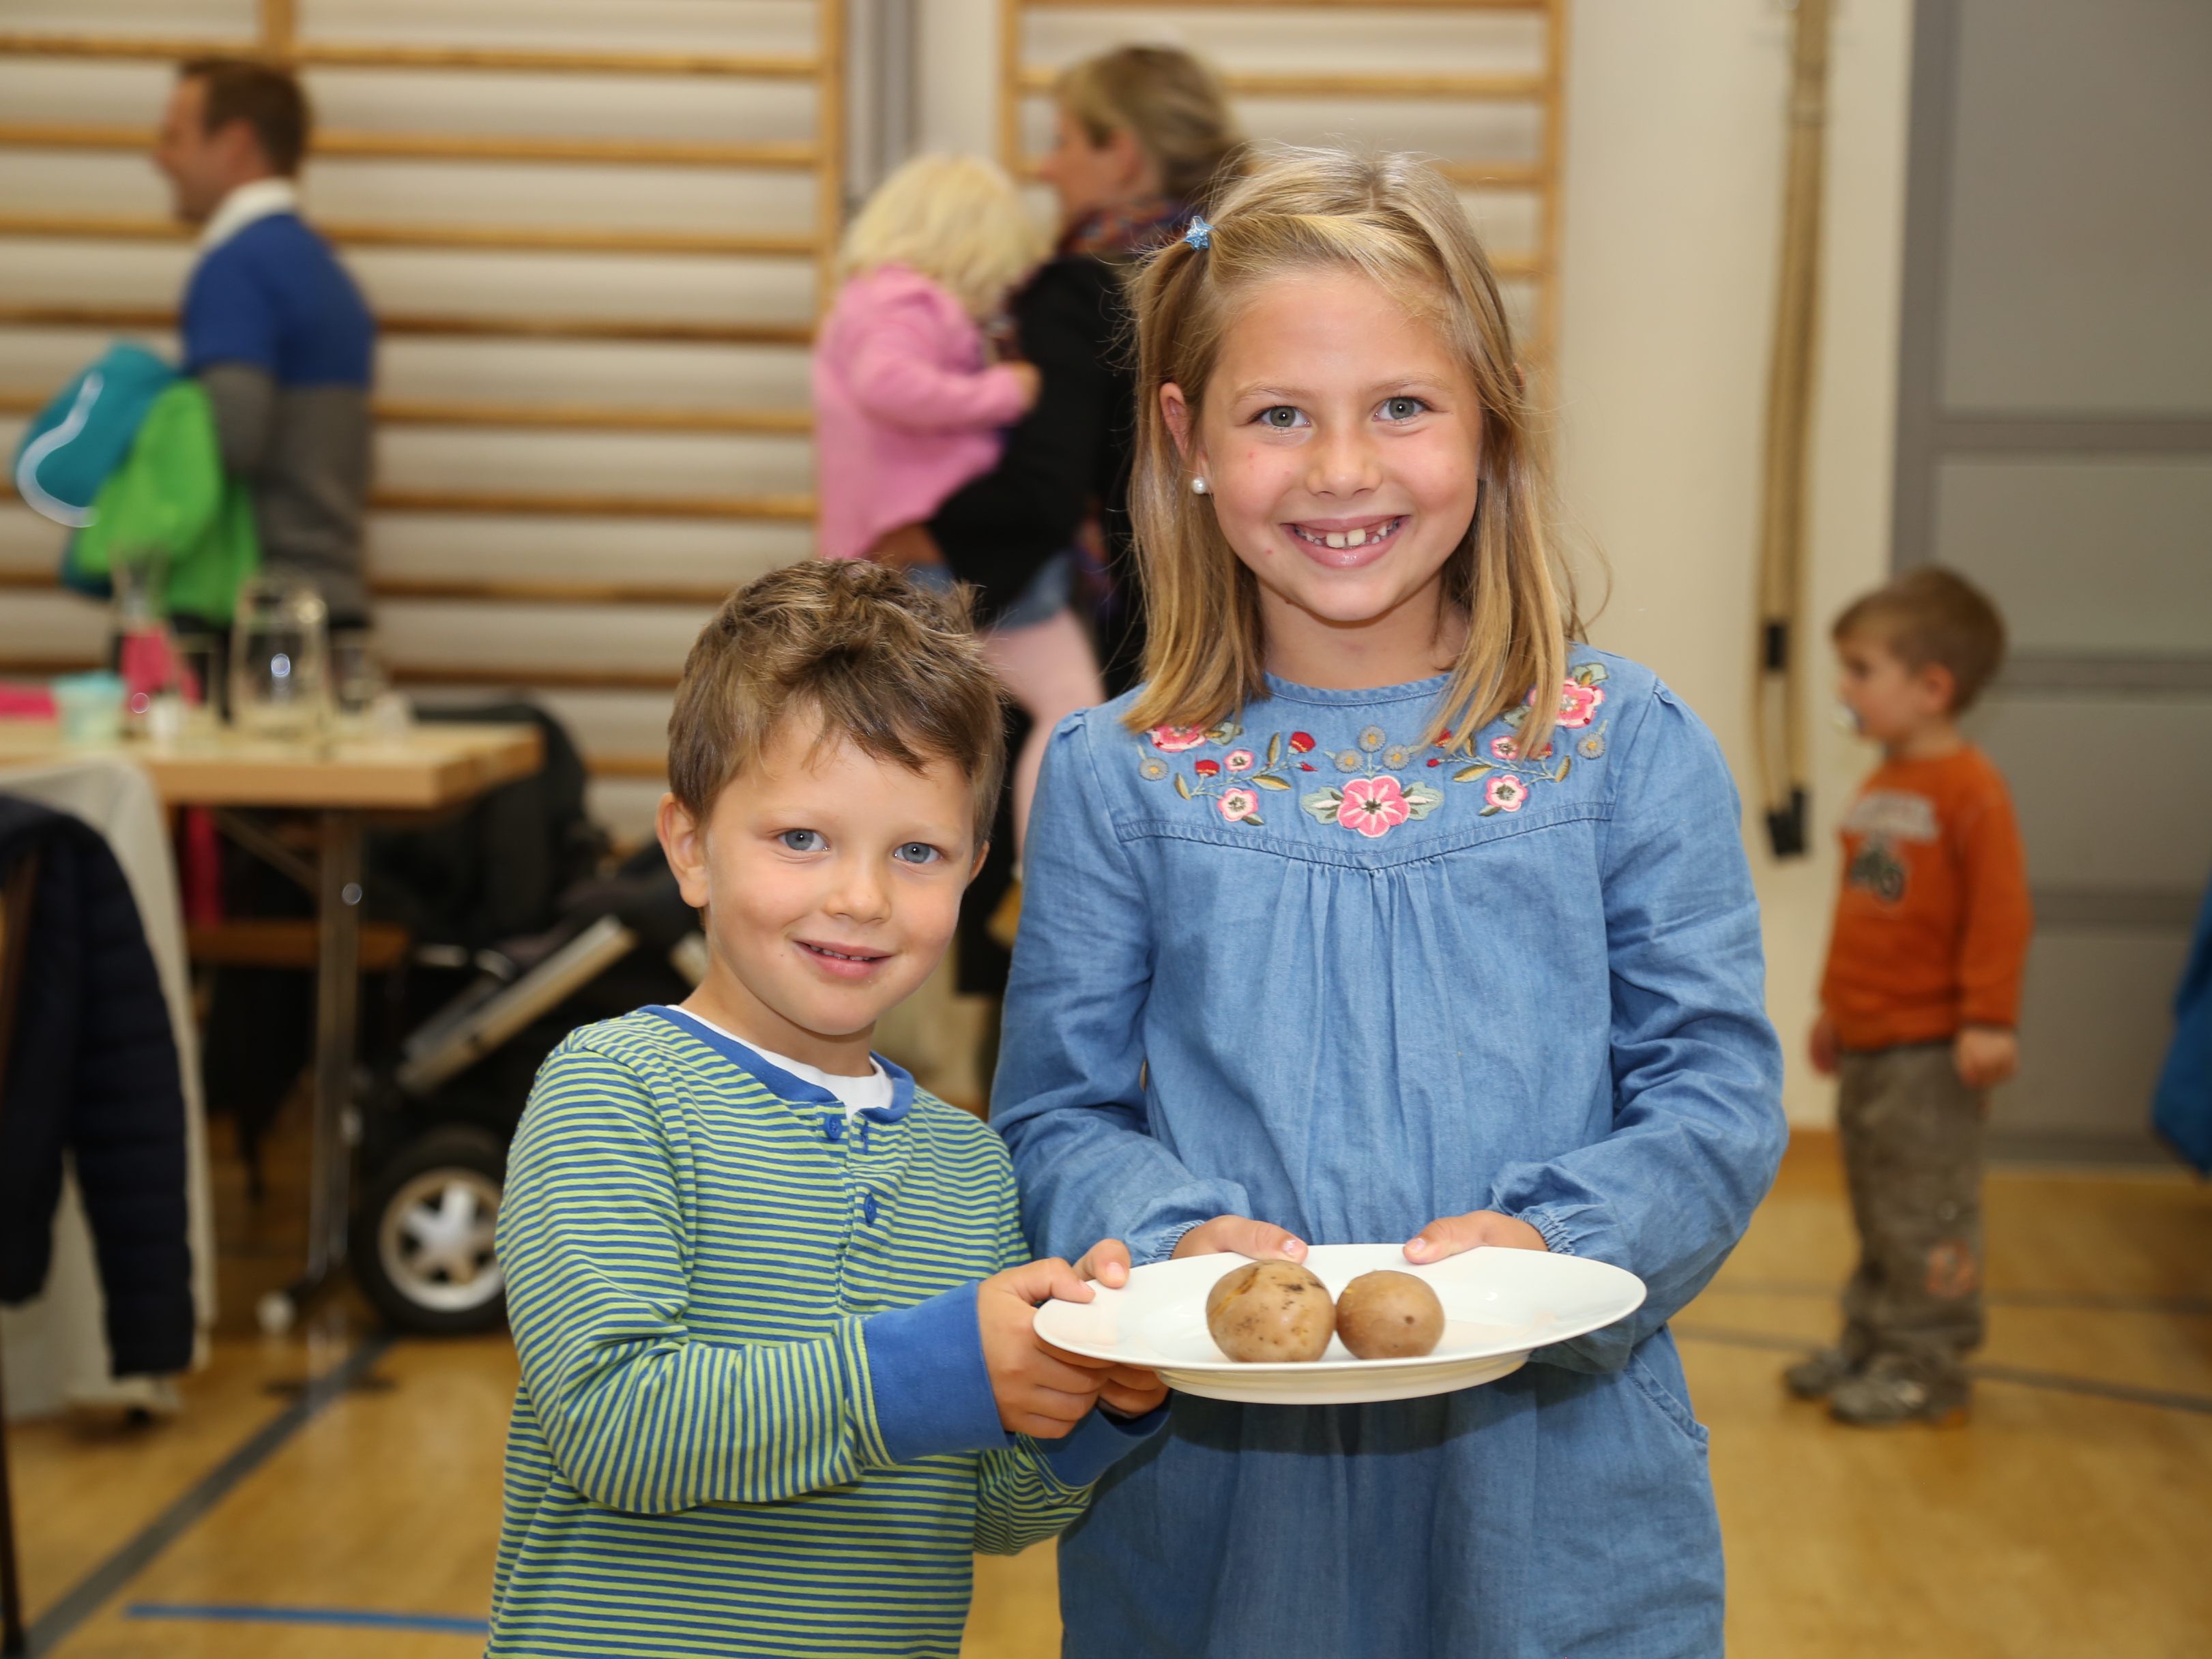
[1819,746,2033,1052]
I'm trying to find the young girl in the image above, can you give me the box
[993,149,1787,1657]
[813,153,1043,570]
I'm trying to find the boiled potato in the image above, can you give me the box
[1334,1270,1446,1359]
[1204,1261,1335,1362]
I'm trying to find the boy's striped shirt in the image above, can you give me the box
[487,1009,1146,1658]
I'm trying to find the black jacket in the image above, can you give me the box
[0,796,194,1376]
[929,254,1135,627]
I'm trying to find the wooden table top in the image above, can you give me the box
[0,720,544,811]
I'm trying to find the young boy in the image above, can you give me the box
[486,561,1165,1657]
[1788,567,2032,1426]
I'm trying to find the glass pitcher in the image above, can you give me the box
[229,577,332,739]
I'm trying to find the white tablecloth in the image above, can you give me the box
[0,754,216,1419]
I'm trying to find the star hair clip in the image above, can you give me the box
[1183,215,1212,251]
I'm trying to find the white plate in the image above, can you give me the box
[1034,1244,1646,1405]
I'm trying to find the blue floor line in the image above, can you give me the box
[126,1601,490,1636]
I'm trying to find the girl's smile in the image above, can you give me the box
[1284,513,1408,563]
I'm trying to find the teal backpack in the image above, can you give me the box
[11,342,178,598]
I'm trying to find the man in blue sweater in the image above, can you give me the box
[154,57,375,627]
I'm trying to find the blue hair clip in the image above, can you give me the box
[1183,215,1212,251]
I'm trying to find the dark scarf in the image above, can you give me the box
[1058,196,1191,263]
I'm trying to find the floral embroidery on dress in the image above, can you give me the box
[1334,776,1422,836]
[1139,726,1294,824]
[1150,717,1242,755]
[1484,773,1530,814]
[1443,662,1612,815]
[1134,662,1612,831]
[1300,736,1442,836]
[1148,724,1208,753]
[1556,679,1606,729]
[1490,734,1554,763]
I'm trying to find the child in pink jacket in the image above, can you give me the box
[813,155,1043,566]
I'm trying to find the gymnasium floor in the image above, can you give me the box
[10,1117,2210,1658]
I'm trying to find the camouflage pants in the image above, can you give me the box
[1834,1042,1986,1380]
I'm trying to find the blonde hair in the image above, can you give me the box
[1125,146,1577,759]
[1056,46,1246,207]
[839,153,1041,319]
[669,561,1007,847]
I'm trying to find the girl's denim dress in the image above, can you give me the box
[995,651,1787,1659]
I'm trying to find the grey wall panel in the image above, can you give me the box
[1932,458,2212,654]
[1993,928,2192,1136]
[1973,695,2212,894]
[1941,0,2212,413]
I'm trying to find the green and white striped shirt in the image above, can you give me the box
[487,1008,1149,1658]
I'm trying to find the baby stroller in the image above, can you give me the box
[348,846,705,1334]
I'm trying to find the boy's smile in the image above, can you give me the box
[658,717,982,1074]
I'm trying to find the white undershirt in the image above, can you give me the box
[673,1008,892,1121]
[197,177,301,254]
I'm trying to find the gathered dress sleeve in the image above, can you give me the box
[1485,680,1788,1372]
[993,716,1256,1266]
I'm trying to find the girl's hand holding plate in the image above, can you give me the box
[1169,1215,1308,1264]
[1402,1211,1548,1265]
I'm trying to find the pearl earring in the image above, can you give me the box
[1191,476,1210,496]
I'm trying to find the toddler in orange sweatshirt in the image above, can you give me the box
[1788,568,2031,1426]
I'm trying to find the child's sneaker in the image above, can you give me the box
[1828,1359,1970,1427]
[1781,1347,1860,1400]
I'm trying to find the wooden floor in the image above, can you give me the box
[8,1117,2209,1658]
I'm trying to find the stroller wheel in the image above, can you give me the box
[353,1127,508,1334]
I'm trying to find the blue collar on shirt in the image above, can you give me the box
[645,1004,917,1124]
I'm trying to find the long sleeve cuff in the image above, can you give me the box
[862,1282,1004,1465]
[1137,1218,1206,1267]
[1487,1191,1640,1375]
[1119,1175,1257,1267]
[1032,1402,1169,1490]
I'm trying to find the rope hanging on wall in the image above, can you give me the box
[1753,0,1833,858]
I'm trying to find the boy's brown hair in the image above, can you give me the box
[1832,566,2008,714]
[668,561,1007,847]
[179,57,311,175]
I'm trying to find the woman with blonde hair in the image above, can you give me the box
[992,147,1785,1656]
[813,153,1043,569]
